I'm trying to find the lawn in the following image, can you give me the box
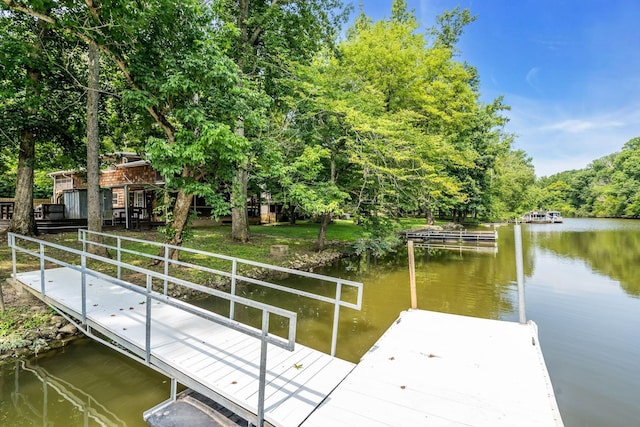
[0,217,430,298]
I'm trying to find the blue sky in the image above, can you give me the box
[355,1,640,177]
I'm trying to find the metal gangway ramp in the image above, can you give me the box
[7,231,363,427]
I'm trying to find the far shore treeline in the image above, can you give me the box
[1,0,638,253]
[533,137,640,218]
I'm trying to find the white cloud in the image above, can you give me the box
[525,67,540,89]
[543,119,625,133]
[502,94,640,177]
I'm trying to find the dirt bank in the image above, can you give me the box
[0,281,81,361]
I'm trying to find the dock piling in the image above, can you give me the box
[408,240,417,309]
[514,222,526,324]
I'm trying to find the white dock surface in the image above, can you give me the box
[303,310,563,426]
[14,267,355,427]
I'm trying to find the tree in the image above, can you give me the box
[4,11,48,235]
[222,0,348,242]
[491,149,536,219]
[340,2,497,224]
[4,0,250,254]
[1,7,86,234]
[84,39,109,254]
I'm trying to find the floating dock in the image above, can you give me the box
[302,310,563,426]
[406,229,498,243]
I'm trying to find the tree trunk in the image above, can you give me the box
[231,165,250,242]
[314,212,331,252]
[288,204,296,225]
[230,1,253,243]
[9,129,36,235]
[8,20,45,236]
[167,190,194,259]
[424,199,434,225]
[231,107,249,242]
[314,145,338,251]
[86,41,108,256]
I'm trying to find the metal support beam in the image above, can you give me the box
[514,222,527,324]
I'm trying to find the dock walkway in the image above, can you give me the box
[303,310,563,426]
[12,267,354,427]
[406,229,498,243]
[8,232,362,427]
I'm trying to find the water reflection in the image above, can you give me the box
[0,340,169,427]
[241,234,523,362]
[2,359,126,426]
[525,220,640,297]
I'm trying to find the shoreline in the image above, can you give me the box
[0,245,350,362]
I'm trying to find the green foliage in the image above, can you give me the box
[352,216,401,257]
[491,149,537,219]
[0,9,87,196]
[0,306,50,338]
[1,0,530,234]
[533,137,640,218]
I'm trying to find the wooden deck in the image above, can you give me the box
[406,229,498,243]
[12,267,355,427]
[302,310,563,427]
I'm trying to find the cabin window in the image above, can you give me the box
[134,191,145,208]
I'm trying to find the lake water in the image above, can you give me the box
[1,218,639,426]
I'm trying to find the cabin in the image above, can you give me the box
[48,152,276,229]
[48,152,159,229]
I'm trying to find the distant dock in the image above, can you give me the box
[406,228,498,243]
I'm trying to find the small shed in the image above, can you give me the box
[63,189,113,221]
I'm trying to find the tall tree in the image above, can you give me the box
[85,40,107,254]
[4,0,248,254]
[224,0,347,242]
[7,14,48,235]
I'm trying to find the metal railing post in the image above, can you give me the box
[39,243,45,296]
[230,259,237,320]
[145,274,152,363]
[514,222,526,324]
[170,378,177,401]
[257,310,269,427]
[116,237,122,280]
[163,245,169,295]
[10,234,16,278]
[330,282,342,357]
[81,253,87,324]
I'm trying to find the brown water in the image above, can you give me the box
[1,218,639,426]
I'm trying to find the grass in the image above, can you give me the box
[249,218,430,241]
[0,217,431,300]
[249,219,363,242]
[0,306,51,338]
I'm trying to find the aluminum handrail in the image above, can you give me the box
[9,233,296,350]
[78,229,364,356]
[9,232,298,426]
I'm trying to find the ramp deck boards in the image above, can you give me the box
[14,267,355,427]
